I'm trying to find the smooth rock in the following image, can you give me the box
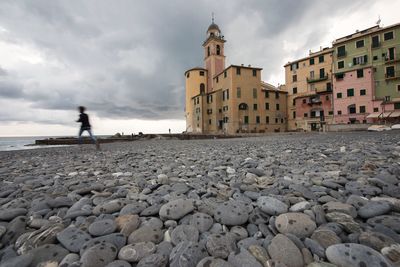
[169,241,208,267]
[227,248,263,267]
[80,242,117,267]
[88,219,117,236]
[267,234,304,267]
[275,212,316,238]
[206,232,237,259]
[128,226,163,244]
[358,201,391,219]
[118,242,156,262]
[214,200,249,226]
[326,243,392,267]
[257,197,288,216]
[57,226,92,253]
[189,212,214,233]
[159,199,194,220]
[171,225,199,245]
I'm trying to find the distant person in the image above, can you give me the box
[169,128,171,134]
[77,106,100,150]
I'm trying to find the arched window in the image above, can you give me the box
[239,103,248,110]
[207,47,210,56]
[200,83,205,94]
[216,45,221,55]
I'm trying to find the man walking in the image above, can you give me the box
[77,106,100,150]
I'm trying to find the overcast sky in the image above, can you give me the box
[0,0,399,136]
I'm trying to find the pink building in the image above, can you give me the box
[333,67,374,124]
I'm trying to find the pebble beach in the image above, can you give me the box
[0,131,399,267]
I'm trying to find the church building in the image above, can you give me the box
[185,20,287,134]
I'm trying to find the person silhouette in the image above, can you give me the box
[77,106,100,150]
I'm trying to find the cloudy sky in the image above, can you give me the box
[0,0,399,136]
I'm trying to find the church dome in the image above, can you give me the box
[207,22,220,33]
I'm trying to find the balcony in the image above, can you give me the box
[385,71,400,80]
[385,53,400,64]
[307,74,329,83]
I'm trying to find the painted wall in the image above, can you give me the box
[333,67,374,124]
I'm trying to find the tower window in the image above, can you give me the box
[199,71,204,76]
[207,46,210,56]
[252,69,257,76]
[200,83,205,94]
[236,67,241,75]
[253,88,257,98]
[216,45,221,55]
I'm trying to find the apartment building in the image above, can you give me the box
[284,48,334,131]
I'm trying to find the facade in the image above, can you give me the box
[284,48,334,131]
[332,23,400,124]
[185,21,287,134]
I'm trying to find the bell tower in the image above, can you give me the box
[203,15,226,92]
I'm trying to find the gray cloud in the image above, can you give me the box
[0,0,387,126]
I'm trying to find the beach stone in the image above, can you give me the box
[307,262,337,267]
[326,243,392,267]
[189,212,213,233]
[371,197,400,212]
[381,244,400,263]
[88,219,117,236]
[196,257,232,267]
[257,196,288,215]
[227,248,263,267]
[267,234,303,267]
[16,223,65,254]
[0,253,33,267]
[358,201,391,219]
[345,182,382,196]
[93,199,126,215]
[57,226,92,253]
[120,202,148,215]
[275,212,316,238]
[237,237,263,249]
[1,216,27,246]
[29,244,69,267]
[311,229,341,249]
[59,253,80,266]
[115,214,140,237]
[304,237,325,258]
[118,242,156,262]
[105,260,131,267]
[159,199,194,220]
[248,244,270,265]
[322,201,357,218]
[359,231,397,251]
[0,208,27,221]
[171,225,199,245]
[346,195,369,209]
[137,253,168,267]
[140,217,163,229]
[128,226,163,244]
[325,212,361,233]
[206,232,237,259]
[46,197,74,208]
[0,225,6,239]
[80,242,117,267]
[289,201,311,212]
[367,215,400,233]
[230,226,248,241]
[80,233,126,255]
[214,200,249,225]
[141,204,163,216]
[169,241,208,267]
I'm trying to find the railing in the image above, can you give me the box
[385,71,400,80]
[307,74,329,83]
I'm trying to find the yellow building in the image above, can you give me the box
[284,48,334,131]
[185,21,287,134]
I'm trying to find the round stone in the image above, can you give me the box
[189,212,213,233]
[159,199,194,220]
[171,225,199,245]
[358,201,392,219]
[128,226,163,244]
[275,212,316,238]
[206,233,237,259]
[367,215,400,233]
[311,229,341,249]
[257,196,288,216]
[169,241,208,267]
[118,242,156,262]
[214,200,249,226]
[88,219,117,236]
[56,226,92,253]
[267,234,304,267]
[322,201,357,218]
[80,242,117,267]
[326,243,392,267]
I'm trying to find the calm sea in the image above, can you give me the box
[0,136,70,151]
